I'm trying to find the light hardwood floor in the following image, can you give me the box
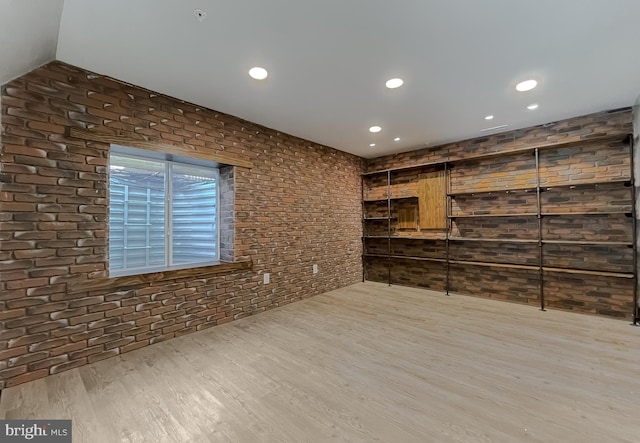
[2,282,640,442]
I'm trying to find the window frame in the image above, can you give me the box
[108,144,221,277]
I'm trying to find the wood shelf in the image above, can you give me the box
[448,261,634,278]
[364,253,446,263]
[449,213,537,218]
[447,212,631,218]
[363,160,446,176]
[447,178,631,198]
[541,211,631,216]
[448,237,538,244]
[542,267,634,279]
[363,235,447,241]
[392,234,448,240]
[448,186,536,197]
[542,240,633,246]
[448,134,624,166]
[541,178,631,191]
[363,217,397,221]
[363,196,418,202]
[449,260,539,271]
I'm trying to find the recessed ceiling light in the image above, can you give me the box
[394,137,400,142]
[369,143,376,147]
[369,126,382,133]
[249,67,268,80]
[516,79,537,92]
[527,103,539,110]
[485,115,494,120]
[385,78,404,89]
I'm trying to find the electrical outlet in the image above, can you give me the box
[263,273,270,284]
[313,264,318,274]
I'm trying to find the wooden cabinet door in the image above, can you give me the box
[418,170,446,229]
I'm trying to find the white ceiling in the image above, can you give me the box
[0,0,64,85]
[3,1,640,158]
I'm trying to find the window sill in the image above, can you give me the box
[68,259,252,293]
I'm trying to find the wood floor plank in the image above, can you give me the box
[1,281,640,442]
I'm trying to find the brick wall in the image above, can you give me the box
[0,61,364,388]
[542,213,632,242]
[364,108,635,318]
[449,242,538,266]
[450,153,537,194]
[449,266,540,306]
[543,273,634,316]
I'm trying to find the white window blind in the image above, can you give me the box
[109,149,218,276]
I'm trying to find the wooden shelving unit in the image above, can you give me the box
[541,211,632,216]
[449,260,539,271]
[362,134,638,321]
[449,237,538,244]
[363,196,418,202]
[448,186,537,197]
[448,213,538,218]
[364,253,447,263]
[541,239,633,246]
[542,267,634,279]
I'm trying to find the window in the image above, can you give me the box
[109,146,219,276]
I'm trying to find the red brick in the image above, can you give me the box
[50,358,88,375]
[0,308,26,321]
[26,320,69,334]
[149,333,175,344]
[68,346,103,360]
[88,301,120,313]
[49,341,87,357]
[0,328,27,341]
[136,315,162,327]
[8,333,50,348]
[26,302,69,315]
[48,324,85,338]
[122,311,150,322]
[104,336,135,350]
[0,366,28,381]
[135,330,161,341]
[103,322,135,335]
[28,338,69,352]
[5,313,50,328]
[105,306,134,317]
[87,333,121,346]
[9,351,49,367]
[69,329,103,343]
[150,319,174,330]
[51,308,88,320]
[28,355,69,371]
[6,369,50,387]
[0,346,28,360]
[88,317,120,329]
[68,312,104,326]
